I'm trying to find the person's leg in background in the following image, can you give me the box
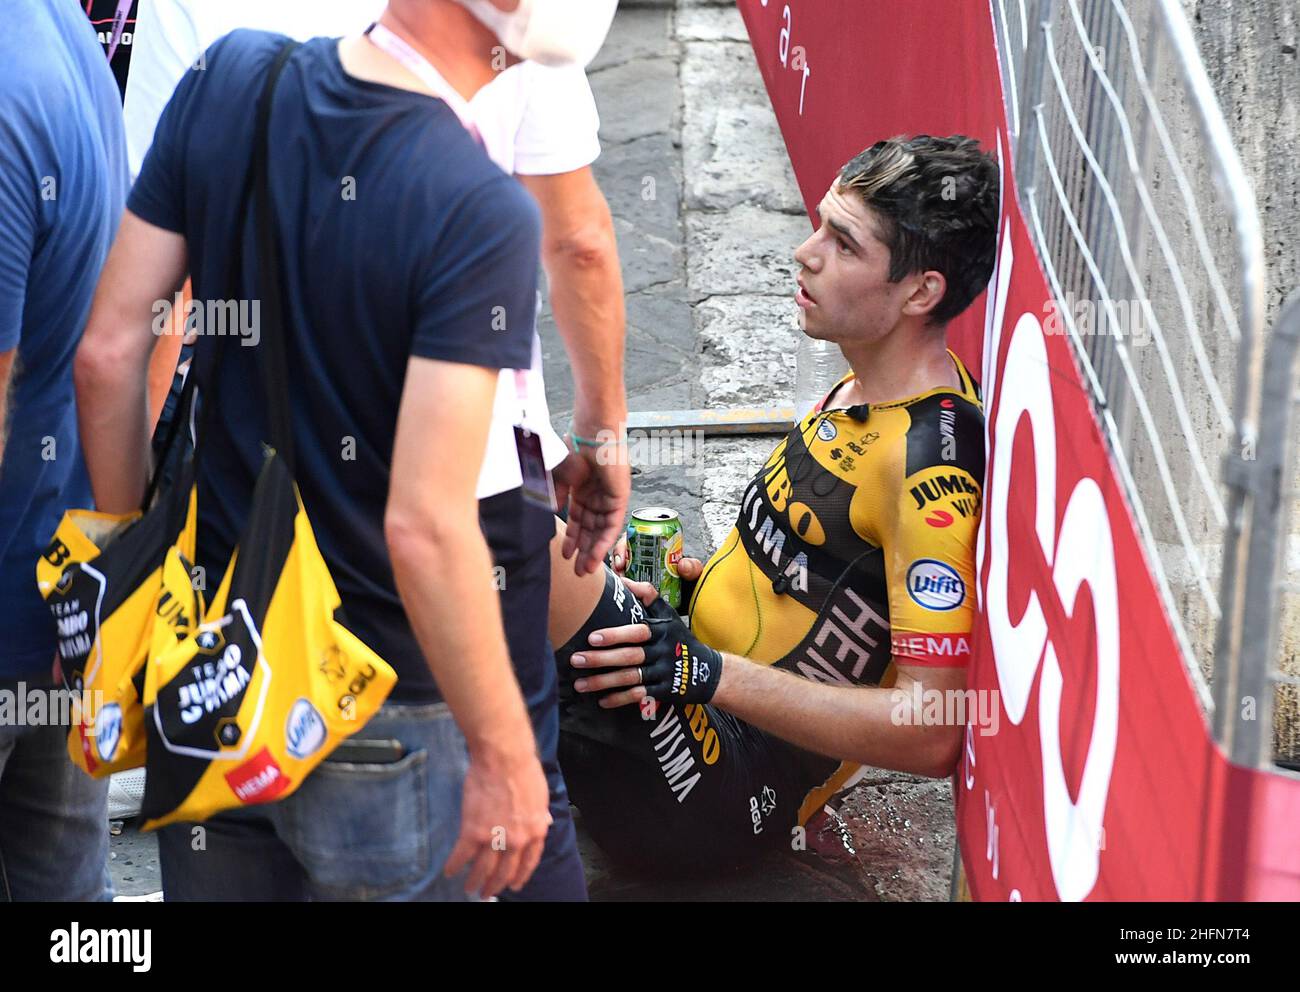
[0,675,112,901]
[487,496,587,902]
[157,808,309,902]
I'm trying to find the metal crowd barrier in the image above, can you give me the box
[995,0,1300,774]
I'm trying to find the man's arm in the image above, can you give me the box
[518,168,625,436]
[74,210,188,513]
[386,356,551,898]
[518,168,630,574]
[572,612,965,779]
[710,656,965,778]
[0,348,15,462]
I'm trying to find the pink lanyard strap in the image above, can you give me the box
[366,23,531,400]
[365,22,483,144]
[106,0,133,63]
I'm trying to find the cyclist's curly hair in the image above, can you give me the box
[838,135,999,325]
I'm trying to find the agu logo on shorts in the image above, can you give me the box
[94,703,123,763]
[906,559,965,611]
[285,698,326,759]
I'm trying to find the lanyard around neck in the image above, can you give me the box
[366,24,531,402]
[106,0,132,62]
[365,22,480,138]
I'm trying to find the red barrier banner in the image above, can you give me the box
[736,0,1291,900]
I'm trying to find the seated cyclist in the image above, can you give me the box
[546,134,999,874]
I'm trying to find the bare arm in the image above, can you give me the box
[570,581,966,779]
[386,356,537,754]
[519,169,630,575]
[519,168,626,437]
[386,356,550,897]
[74,210,188,513]
[709,657,966,778]
[0,348,14,462]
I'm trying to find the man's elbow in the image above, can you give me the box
[544,216,618,273]
[384,505,476,574]
[73,328,132,400]
[914,723,964,779]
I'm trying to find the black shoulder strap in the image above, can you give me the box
[140,41,301,512]
[252,41,301,472]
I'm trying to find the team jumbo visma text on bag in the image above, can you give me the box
[36,42,395,832]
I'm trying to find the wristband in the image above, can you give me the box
[569,427,625,450]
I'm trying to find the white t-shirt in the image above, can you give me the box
[125,0,601,497]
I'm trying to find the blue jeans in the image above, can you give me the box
[0,675,113,901]
[158,700,482,901]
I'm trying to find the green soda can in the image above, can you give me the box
[625,507,684,610]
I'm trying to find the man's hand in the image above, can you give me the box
[517,169,628,575]
[555,441,629,576]
[569,580,722,708]
[608,532,704,581]
[444,742,552,899]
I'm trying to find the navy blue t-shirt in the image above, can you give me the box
[0,1,128,679]
[128,31,540,701]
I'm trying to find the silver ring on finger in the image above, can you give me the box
[636,666,644,685]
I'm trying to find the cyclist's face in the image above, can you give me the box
[793,185,916,346]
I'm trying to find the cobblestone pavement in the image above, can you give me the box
[109,1,956,903]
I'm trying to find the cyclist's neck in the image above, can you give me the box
[835,324,959,408]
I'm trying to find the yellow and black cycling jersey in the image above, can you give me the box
[688,350,984,816]
[692,349,983,672]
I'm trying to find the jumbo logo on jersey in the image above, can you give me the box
[906,559,965,611]
[910,473,981,517]
[816,419,838,441]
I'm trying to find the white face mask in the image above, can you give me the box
[457,0,618,68]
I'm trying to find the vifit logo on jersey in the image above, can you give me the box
[906,559,966,610]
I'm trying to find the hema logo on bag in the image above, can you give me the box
[225,746,290,804]
[907,559,966,611]
[285,699,326,759]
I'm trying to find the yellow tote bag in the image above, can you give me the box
[34,473,199,776]
[139,453,395,831]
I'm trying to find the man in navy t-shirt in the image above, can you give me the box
[0,0,127,900]
[74,1,608,900]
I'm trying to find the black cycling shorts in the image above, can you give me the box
[555,567,837,876]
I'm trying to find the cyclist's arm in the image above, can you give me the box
[577,630,965,778]
[709,657,965,777]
